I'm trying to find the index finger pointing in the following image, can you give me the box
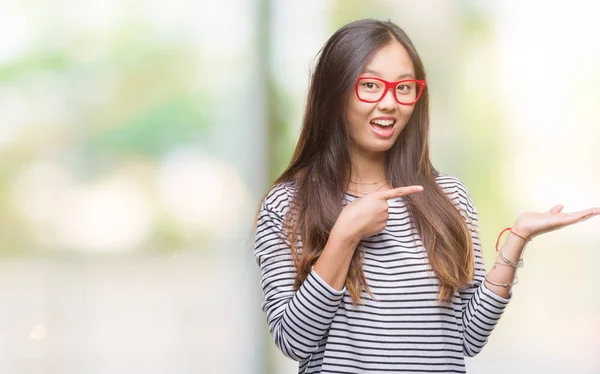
[378,185,424,200]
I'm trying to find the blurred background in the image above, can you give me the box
[0,0,599,373]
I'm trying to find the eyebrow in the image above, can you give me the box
[362,69,415,80]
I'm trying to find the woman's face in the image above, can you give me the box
[345,41,417,156]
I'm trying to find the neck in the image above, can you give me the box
[348,145,386,184]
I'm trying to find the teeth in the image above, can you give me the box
[371,119,395,127]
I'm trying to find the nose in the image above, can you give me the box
[377,87,397,111]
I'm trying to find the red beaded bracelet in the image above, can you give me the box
[495,227,531,252]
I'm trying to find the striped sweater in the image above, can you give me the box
[253,174,510,373]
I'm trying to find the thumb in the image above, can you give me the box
[378,185,423,200]
[549,204,564,215]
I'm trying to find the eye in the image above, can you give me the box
[396,83,413,94]
[362,81,379,90]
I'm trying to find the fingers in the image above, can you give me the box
[569,207,600,218]
[579,213,595,223]
[557,207,600,226]
[378,185,423,200]
[578,207,600,222]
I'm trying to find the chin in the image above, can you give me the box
[362,140,396,153]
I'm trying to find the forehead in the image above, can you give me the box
[362,41,415,79]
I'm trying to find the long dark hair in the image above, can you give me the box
[268,19,473,303]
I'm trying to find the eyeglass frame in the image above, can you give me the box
[354,77,427,105]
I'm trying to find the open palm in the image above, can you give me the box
[514,205,600,239]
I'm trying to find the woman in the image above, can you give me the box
[253,19,599,373]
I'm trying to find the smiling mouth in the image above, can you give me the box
[369,118,396,139]
[370,118,396,129]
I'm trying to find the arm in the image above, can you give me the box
[487,203,600,298]
[452,182,511,357]
[254,184,425,360]
[444,176,600,357]
[254,196,350,361]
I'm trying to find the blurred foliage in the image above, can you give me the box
[83,93,209,162]
[0,16,210,255]
[266,81,295,182]
[455,2,512,263]
[0,51,70,82]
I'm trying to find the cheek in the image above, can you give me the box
[346,102,372,135]
[393,107,416,133]
[400,105,415,121]
[348,100,374,122]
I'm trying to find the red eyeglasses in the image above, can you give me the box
[355,77,426,105]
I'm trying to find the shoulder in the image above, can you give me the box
[435,172,477,216]
[435,173,471,198]
[261,181,296,218]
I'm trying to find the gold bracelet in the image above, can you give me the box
[498,246,524,268]
[485,275,519,288]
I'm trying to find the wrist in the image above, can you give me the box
[330,222,361,247]
[513,216,534,239]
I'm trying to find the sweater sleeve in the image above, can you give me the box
[450,178,511,357]
[253,185,346,361]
